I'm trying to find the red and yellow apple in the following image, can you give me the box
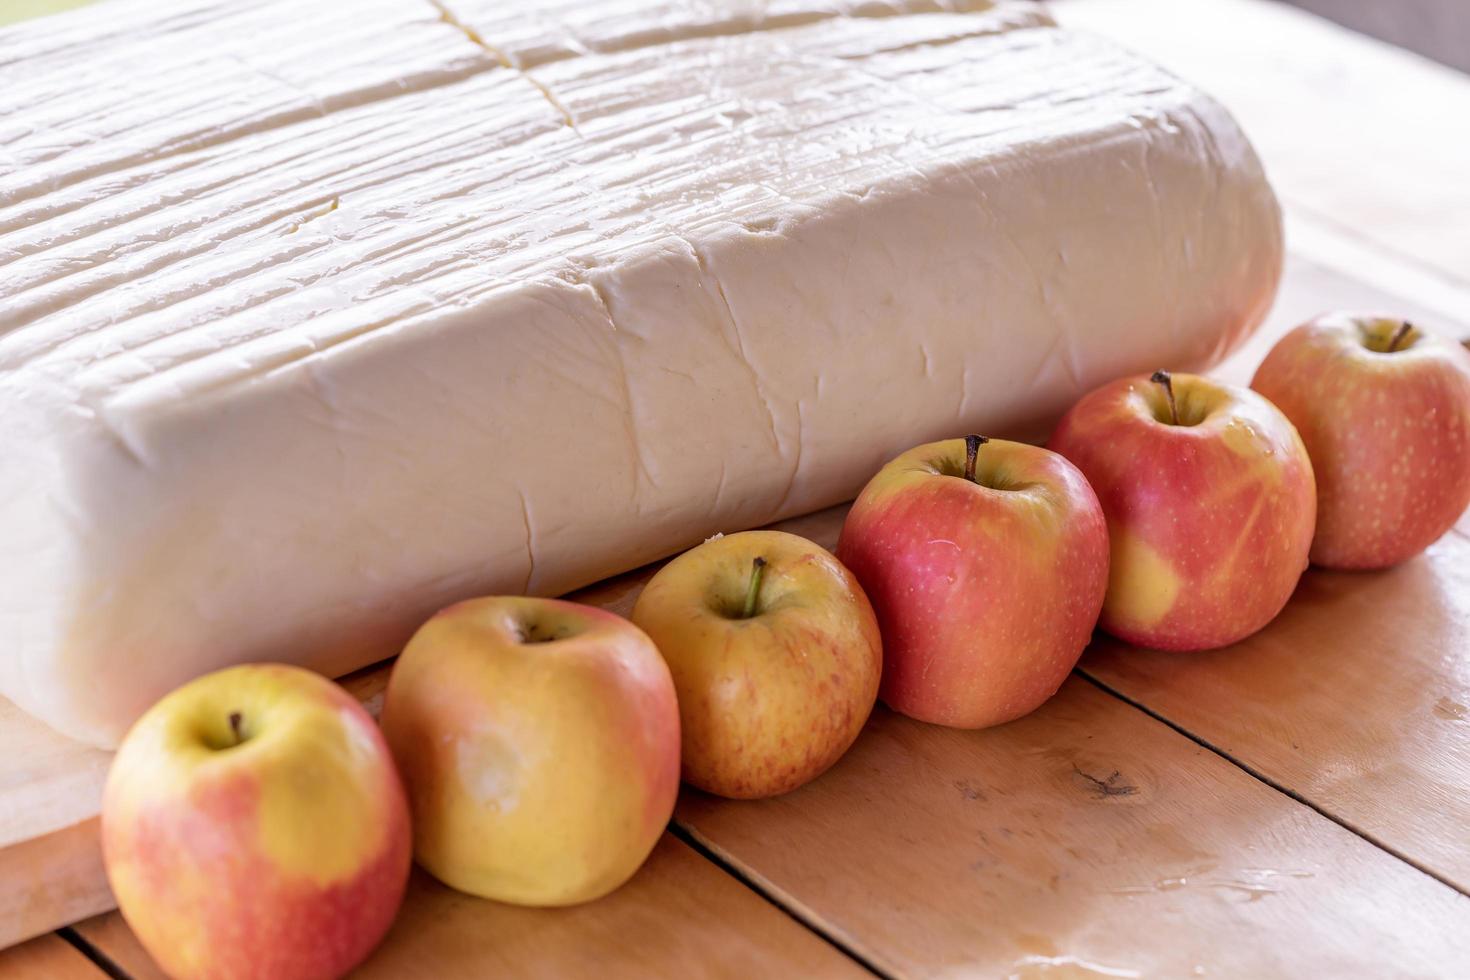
[1251,312,1470,569]
[837,436,1108,728]
[1049,371,1316,650]
[102,663,411,980]
[380,596,678,906]
[631,530,881,799]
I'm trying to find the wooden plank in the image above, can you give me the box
[1055,0,1470,295]
[0,933,100,979]
[0,695,113,948]
[1080,519,1470,892]
[0,818,109,952]
[676,679,1470,978]
[73,835,869,980]
[0,708,108,950]
[0,697,110,854]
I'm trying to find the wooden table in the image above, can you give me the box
[6,0,1470,975]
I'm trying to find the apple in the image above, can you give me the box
[102,663,411,980]
[380,596,679,906]
[1049,371,1316,650]
[631,529,881,799]
[1251,312,1470,569]
[837,436,1108,728]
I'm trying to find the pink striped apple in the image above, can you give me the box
[1050,371,1316,650]
[838,436,1108,728]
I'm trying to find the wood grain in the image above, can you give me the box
[0,695,109,862]
[0,932,99,979]
[0,818,110,952]
[1080,525,1470,891]
[74,835,869,980]
[676,679,1470,978]
[0,692,114,947]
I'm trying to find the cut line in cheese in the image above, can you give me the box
[0,0,1282,746]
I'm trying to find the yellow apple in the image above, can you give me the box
[380,596,679,905]
[632,530,881,799]
[102,663,412,980]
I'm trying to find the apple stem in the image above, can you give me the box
[1151,370,1178,425]
[1387,320,1414,352]
[228,711,244,746]
[964,434,988,484]
[741,557,767,619]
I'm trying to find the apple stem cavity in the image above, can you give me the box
[1150,370,1179,425]
[227,711,244,747]
[1387,320,1414,353]
[964,434,989,484]
[741,557,768,619]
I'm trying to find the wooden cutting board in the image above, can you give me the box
[5,0,1470,974]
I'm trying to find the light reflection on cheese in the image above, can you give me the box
[0,0,1281,746]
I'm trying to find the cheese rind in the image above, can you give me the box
[0,2,1281,745]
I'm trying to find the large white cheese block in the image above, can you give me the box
[0,0,1282,746]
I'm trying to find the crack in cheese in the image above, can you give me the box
[0,0,1282,746]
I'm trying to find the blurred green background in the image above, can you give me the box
[1,0,95,27]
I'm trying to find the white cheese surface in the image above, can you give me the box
[0,0,1281,746]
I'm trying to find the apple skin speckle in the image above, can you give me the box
[1252,313,1470,570]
